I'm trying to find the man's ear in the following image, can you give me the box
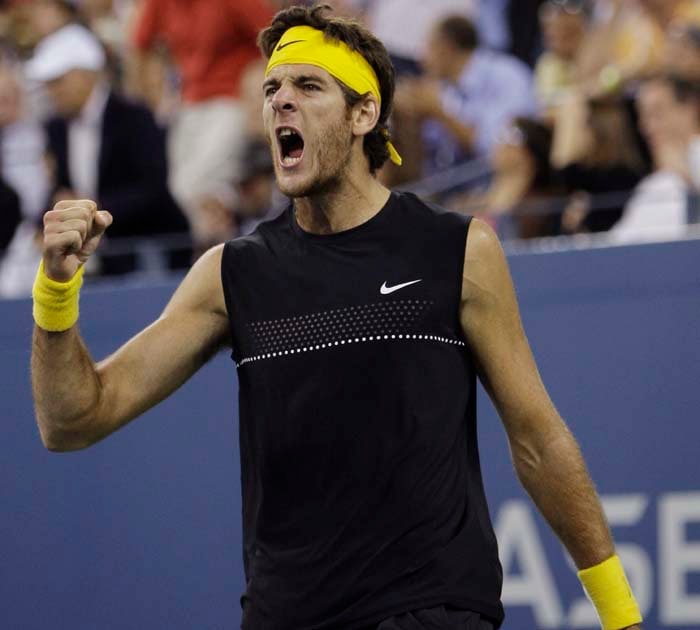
[351,95,380,138]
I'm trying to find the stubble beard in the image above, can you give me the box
[275,112,354,199]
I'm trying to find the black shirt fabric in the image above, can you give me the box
[221,191,504,630]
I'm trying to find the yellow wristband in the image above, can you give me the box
[578,554,642,630]
[32,260,85,332]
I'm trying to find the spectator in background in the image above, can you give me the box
[534,0,592,112]
[0,57,26,251]
[362,0,477,77]
[0,52,50,297]
[76,0,139,85]
[550,93,648,234]
[193,138,283,244]
[129,0,274,251]
[234,138,282,236]
[27,0,77,39]
[612,74,700,243]
[449,117,564,239]
[392,14,536,180]
[576,0,700,98]
[26,23,188,274]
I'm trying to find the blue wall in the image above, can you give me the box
[2,239,699,629]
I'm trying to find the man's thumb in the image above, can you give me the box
[95,210,113,231]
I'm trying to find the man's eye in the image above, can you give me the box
[303,83,319,91]
[264,86,278,97]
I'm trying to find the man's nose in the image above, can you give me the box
[271,84,297,113]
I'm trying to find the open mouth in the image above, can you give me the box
[277,127,304,167]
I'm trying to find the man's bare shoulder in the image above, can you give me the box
[460,218,509,306]
[163,243,227,320]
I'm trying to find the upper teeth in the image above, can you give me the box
[279,128,294,137]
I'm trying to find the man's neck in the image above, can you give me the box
[293,170,390,235]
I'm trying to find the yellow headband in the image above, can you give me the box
[265,25,402,166]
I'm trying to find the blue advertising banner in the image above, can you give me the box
[2,238,699,629]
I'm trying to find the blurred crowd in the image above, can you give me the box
[1,0,700,297]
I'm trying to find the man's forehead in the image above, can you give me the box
[264,63,334,83]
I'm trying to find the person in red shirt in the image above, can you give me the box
[131,0,274,248]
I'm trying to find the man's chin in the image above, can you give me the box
[274,171,317,199]
[276,179,311,199]
[274,163,341,199]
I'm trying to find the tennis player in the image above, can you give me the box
[31,5,642,629]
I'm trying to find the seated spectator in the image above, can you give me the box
[0,58,23,251]
[611,74,700,243]
[550,92,649,233]
[392,15,536,181]
[0,53,50,298]
[26,23,188,274]
[193,139,283,252]
[443,117,565,240]
[129,0,274,251]
[534,0,593,111]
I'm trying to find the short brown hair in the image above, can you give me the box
[258,4,396,174]
[436,15,479,52]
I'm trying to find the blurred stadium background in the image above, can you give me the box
[1,1,699,628]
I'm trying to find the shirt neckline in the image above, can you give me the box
[289,191,399,242]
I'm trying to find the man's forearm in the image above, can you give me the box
[31,326,103,451]
[511,420,615,569]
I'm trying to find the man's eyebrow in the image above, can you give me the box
[262,72,329,92]
[294,74,327,84]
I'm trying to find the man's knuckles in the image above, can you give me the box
[53,199,97,212]
[44,207,94,229]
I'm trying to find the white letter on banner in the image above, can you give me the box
[567,494,651,627]
[660,492,700,624]
[496,500,564,627]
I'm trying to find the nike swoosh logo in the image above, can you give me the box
[380,279,422,295]
[276,39,305,52]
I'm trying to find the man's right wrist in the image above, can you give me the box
[32,260,85,332]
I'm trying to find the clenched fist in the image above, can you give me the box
[42,199,113,282]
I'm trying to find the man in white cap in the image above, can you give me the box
[26,23,188,274]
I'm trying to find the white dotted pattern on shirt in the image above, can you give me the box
[237,299,465,368]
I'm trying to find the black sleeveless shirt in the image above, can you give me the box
[221,191,504,629]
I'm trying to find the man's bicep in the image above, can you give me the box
[91,246,230,442]
[460,219,558,438]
